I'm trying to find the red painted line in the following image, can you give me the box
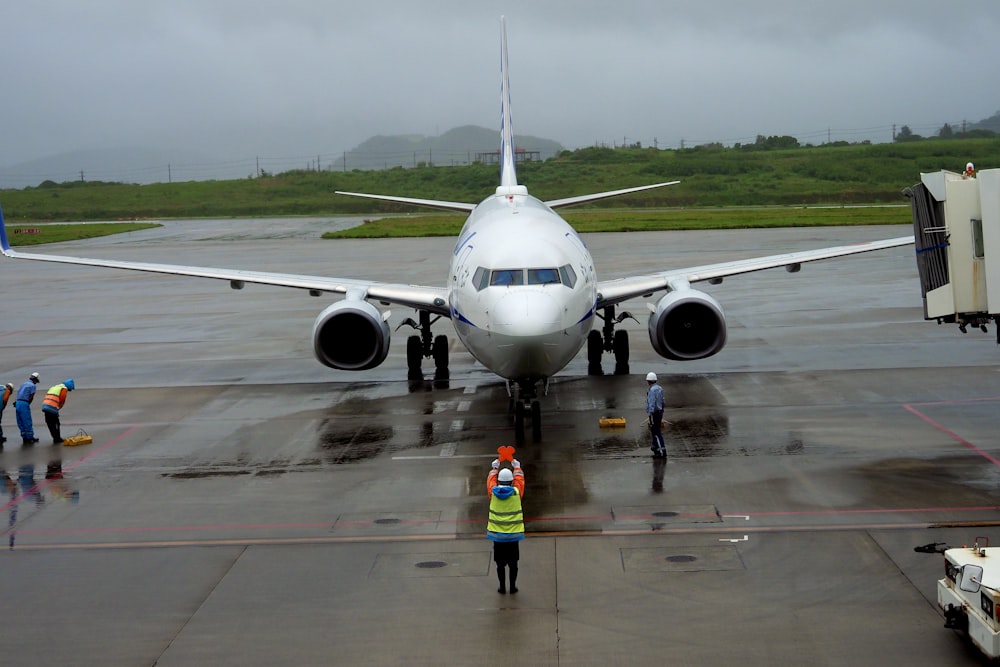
[10,504,1000,539]
[905,395,1000,408]
[746,505,1000,517]
[902,402,1000,467]
[0,425,141,513]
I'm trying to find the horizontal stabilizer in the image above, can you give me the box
[335,191,476,213]
[544,181,680,209]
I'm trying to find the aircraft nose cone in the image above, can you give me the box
[491,291,561,335]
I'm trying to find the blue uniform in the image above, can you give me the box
[14,379,38,442]
[646,382,665,456]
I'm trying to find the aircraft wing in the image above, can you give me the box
[595,234,915,309]
[335,191,476,213]
[0,214,450,315]
[544,181,680,209]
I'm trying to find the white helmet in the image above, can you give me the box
[646,372,657,382]
[498,468,514,483]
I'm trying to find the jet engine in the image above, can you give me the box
[312,299,390,370]
[647,289,727,361]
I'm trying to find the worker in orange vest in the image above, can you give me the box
[0,382,13,444]
[41,379,75,445]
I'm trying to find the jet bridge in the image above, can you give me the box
[906,168,1000,340]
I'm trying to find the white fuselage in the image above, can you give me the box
[447,190,597,381]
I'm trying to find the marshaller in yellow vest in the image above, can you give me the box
[487,458,525,594]
[41,379,75,445]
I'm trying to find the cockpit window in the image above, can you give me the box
[559,264,577,288]
[527,268,560,285]
[477,265,577,289]
[490,269,524,286]
[473,267,490,291]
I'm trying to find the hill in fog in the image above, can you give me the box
[343,125,563,170]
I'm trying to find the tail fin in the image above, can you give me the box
[0,204,11,254]
[499,16,518,189]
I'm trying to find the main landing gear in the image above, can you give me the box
[508,378,544,445]
[398,310,449,388]
[588,305,637,376]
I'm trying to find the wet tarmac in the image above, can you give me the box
[2,219,1000,665]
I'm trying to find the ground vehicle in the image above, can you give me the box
[937,539,1000,658]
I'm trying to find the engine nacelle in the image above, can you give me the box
[648,289,727,361]
[312,299,390,370]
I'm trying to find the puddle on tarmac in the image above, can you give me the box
[166,469,252,479]
[318,423,395,464]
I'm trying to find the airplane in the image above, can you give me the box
[0,17,914,443]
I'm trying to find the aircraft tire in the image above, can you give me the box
[613,329,630,375]
[433,335,449,379]
[406,335,422,371]
[531,400,541,442]
[587,330,604,375]
[514,401,526,444]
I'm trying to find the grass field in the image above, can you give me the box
[0,137,993,223]
[5,222,160,246]
[323,205,912,238]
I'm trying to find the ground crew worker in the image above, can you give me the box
[14,372,40,445]
[0,382,13,443]
[41,379,75,445]
[487,457,525,594]
[646,371,666,458]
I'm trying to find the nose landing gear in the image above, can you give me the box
[508,379,544,444]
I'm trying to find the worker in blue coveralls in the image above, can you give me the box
[14,372,40,445]
[646,371,666,458]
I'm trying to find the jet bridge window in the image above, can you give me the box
[490,269,524,286]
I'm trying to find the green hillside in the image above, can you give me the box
[1,138,996,222]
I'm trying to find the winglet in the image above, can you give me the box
[0,203,11,254]
[499,16,518,189]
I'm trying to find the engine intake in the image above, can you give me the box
[648,289,727,361]
[312,299,390,370]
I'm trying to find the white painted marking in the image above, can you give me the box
[393,454,495,460]
[457,400,471,412]
[719,535,749,543]
[722,515,751,521]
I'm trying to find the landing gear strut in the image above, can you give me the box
[508,379,544,444]
[588,305,637,376]
[399,310,449,387]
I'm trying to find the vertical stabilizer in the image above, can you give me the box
[499,16,518,189]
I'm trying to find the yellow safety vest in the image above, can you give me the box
[487,488,524,537]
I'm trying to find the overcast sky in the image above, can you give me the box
[2,0,998,170]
